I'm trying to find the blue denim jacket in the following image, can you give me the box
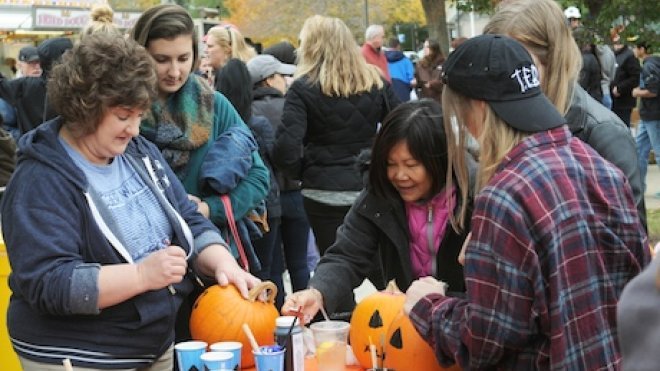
[200,125,266,271]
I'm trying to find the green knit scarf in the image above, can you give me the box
[141,74,215,176]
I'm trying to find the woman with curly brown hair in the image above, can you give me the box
[1,33,259,370]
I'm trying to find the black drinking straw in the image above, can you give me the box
[278,306,302,350]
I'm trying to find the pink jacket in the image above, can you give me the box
[406,187,456,278]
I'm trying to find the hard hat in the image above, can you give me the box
[564,6,581,19]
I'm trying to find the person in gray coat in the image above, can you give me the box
[617,254,660,371]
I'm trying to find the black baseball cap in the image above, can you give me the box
[442,34,565,132]
[18,46,39,63]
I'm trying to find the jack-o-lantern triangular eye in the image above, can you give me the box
[369,309,384,328]
[389,327,403,349]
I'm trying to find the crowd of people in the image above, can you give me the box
[0,0,657,370]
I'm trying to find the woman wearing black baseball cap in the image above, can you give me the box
[402,34,649,370]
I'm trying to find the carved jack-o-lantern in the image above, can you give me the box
[349,280,406,368]
[384,312,461,371]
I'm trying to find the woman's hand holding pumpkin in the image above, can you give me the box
[403,277,447,316]
[194,243,261,300]
[281,288,324,324]
[137,246,188,291]
[214,251,261,300]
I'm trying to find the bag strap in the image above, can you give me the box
[382,86,391,115]
[220,194,250,272]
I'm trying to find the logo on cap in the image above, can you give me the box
[511,65,540,93]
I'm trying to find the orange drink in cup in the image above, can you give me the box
[310,321,350,371]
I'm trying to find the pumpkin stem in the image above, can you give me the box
[247,281,278,303]
[385,279,402,294]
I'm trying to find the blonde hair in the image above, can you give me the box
[81,4,119,38]
[206,26,256,64]
[296,15,383,97]
[442,86,528,230]
[483,0,581,115]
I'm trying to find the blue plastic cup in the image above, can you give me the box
[200,351,234,370]
[175,340,207,371]
[253,345,285,371]
[210,341,243,370]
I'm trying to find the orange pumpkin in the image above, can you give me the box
[384,311,461,371]
[190,282,279,368]
[349,280,406,369]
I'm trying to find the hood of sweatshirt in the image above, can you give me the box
[385,50,405,63]
[17,118,87,189]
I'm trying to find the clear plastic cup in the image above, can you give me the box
[310,320,350,371]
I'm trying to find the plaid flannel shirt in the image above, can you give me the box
[410,126,649,370]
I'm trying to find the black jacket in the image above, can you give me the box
[639,56,660,121]
[309,157,477,313]
[246,114,281,218]
[566,84,646,229]
[612,46,642,110]
[274,76,399,191]
[579,51,603,103]
[252,86,301,191]
[0,38,72,136]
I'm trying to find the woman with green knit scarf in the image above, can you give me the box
[130,4,270,340]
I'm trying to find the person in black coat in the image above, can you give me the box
[282,100,473,322]
[0,37,73,136]
[611,39,642,127]
[248,54,311,309]
[574,28,603,103]
[273,15,399,258]
[216,58,287,306]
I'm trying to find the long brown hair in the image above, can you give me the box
[419,39,444,69]
[130,4,200,72]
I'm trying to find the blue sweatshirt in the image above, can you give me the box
[385,50,415,102]
[1,118,226,368]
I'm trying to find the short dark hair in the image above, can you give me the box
[47,33,157,137]
[369,99,448,199]
[130,4,199,71]
[388,37,400,49]
[216,58,253,123]
[636,41,651,53]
